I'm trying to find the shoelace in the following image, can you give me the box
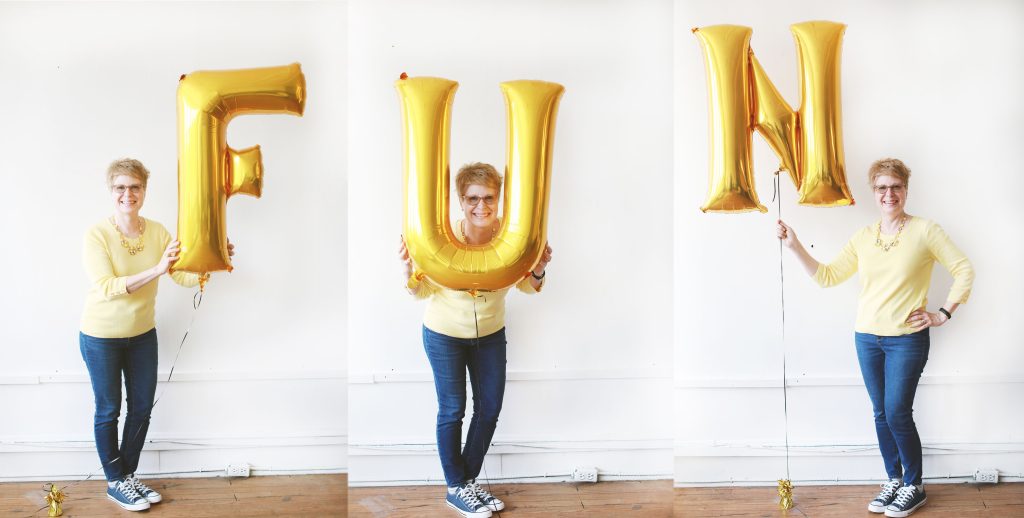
[466,480,497,503]
[457,485,486,509]
[117,479,145,502]
[875,480,901,502]
[891,485,917,508]
[128,475,155,495]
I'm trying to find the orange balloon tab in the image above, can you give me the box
[694,22,854,213]
[397,76,564,291]
[175,63,305,274]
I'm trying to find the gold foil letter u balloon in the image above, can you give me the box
[397,76,563,292]
[693,22,854,213]
[175,63,305,273]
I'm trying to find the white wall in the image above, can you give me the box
[348,0,674,485]
[674,0,1024,485]
[0,1,347,480]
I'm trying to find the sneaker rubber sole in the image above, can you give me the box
[106,493,150,511]
[885,496,927,517]
[445,500,492,518]
[868,501,888,513]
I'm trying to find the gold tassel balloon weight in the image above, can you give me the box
[777,478,794,510]
[44,483,65,517]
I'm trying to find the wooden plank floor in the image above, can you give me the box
[0,474,347,517]
[674,483,1024,517]
[350,480,672,517]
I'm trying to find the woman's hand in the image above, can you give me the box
[399,236,414,281]
[228,239,235,257]
[154,241,180,275]
[907,308,948,331]
[533,243,552,276]
[777,220,821,277]
[777,220,798,249]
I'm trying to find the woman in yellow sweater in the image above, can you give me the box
[398,163,551,518]
[777,158,973,518]
[79,159,229,512]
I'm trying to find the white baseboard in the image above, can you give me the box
[0,370,347,385]
[0,433,348,481]
[348,437,672,486]
[349,367,671,384]
[674,373,1024,389]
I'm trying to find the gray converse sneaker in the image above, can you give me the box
[106,478,150,511]
[885,484,927,517]
[445,483,492,517]
[126,473,162,503]
[868,478,902,513]
[466,479,505,511]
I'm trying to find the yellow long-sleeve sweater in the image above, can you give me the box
[814,217,974,336]
[409,221,543,338]
[80,218,199,338]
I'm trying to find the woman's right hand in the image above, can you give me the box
[399,236,414,281]
[155,241,180,275]
[777,220,798,249]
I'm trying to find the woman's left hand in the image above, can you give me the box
[906,308,947,331]
[533,242,552,276]
[228,239,235,257]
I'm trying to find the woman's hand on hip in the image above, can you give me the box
[155,241,180,275]
[533,242,552,276]
[907,308,947,331]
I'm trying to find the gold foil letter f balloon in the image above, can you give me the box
[397,76,563,292]
[693,22,854,213]
[175,63,305,273]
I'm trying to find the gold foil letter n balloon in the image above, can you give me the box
[693,22,854,213]
[175,63,306,274]
[397,76,563,292]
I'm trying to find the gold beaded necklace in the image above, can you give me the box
[874,216,906,252]
[110,216,146,255]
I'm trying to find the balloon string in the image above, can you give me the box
[772,173,791,481]
[26,288,206,518]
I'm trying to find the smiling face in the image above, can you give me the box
[872,174,907,218]
[110,174,146,216]
[459,183,500,229]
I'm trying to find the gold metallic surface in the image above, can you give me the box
[777,479,794,510]
[175,64,305,274]
[693,22,854,213]
[45,483,64,516]
[397,76,563,291]
[792,21,854,207]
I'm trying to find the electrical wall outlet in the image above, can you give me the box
[975,469,999,484]
[571,467,598,483]
[226,463,251,477]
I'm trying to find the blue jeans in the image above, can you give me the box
[855,329,930,486]
[423,326,507,487]
[79,328,159,482]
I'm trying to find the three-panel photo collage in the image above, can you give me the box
[2,1,1021,517]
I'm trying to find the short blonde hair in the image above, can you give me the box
[107,158,150,189]
[455,162,502,197]
[868,158,911,187]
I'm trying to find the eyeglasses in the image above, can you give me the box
[112,184,144,195]
[873,184,905,195]
[462,195,497,206]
